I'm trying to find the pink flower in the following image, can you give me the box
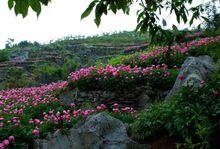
[0,143,4,148]
[113,108,120,113]
[2,140,9,146]
[96,106,102,111]
[121,107,131,112]
[178,74,185,80]
[200,80,205,84]
[96,104,107,110]
[9,136,15,142]
[113,103,118,107]
[32,129,40,135]
[29,119,34,124]
[70,103,75,108]
[34,119,41,125]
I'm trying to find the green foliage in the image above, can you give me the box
[109,39,220,69]
[0,100,82,148]
[33,63,60,84]
[109,112,135,124]
[0,50,10,62]
[188,40,220,61]
[6,0,210,42]
[131,70,220,147]
[69,68,178,92]
[8,0,50,17]
[82,0,208,42]
[60,59,78,80]
[109,50,186,68]
[55,31,149,47]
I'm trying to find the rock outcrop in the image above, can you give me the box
[166,55,215,99]
[34,113,147,149]
[59,88,152,110]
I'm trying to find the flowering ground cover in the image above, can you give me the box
[0,81,135,148]
[68,64,178,91]
[109,36,220,68]
[0,35,220,148]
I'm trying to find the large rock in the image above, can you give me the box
[166,55,215,99]
[34,113,147,149]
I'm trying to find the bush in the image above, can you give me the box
[0,50,10,62]
[188,40,220,61]
[131,69,220,147]
[108,36,220,68]
[68,65,178,92]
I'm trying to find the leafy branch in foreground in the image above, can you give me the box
[6,0,210,42]
[81,0,208,41]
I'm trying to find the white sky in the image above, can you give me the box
[0,0,217,49]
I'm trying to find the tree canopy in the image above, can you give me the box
[8,0,209,39]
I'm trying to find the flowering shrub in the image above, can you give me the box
[0,80,135,148]
[68,64,178,91]
[109,36,220,68]
[1,34,220,148]
[131,69,220,148]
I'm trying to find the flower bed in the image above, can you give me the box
[68,64,178,92]
[0,81,135,148]
[109,36,220,68]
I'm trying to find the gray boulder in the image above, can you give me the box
[166,55,215,99]
[35,113,146,149]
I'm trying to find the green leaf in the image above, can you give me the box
[8,0,14,10]
[201,16,209,22]
[172,25,178,32]
[162,19,167,27]
[40,0,50,5]
[94,18,101,26]
[81,1,97,20]
[30,0,42,16]
[14,0,29,17]
[94,3,104,26]
[110,3,117,14]
[189,14,195,26]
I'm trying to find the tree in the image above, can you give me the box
[5,38,14,48]
[8,0,208,40]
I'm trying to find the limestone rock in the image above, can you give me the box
[166,55,215,99]
[34,113,147,149]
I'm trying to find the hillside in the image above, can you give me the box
[0,31,149,89]
[0,30,220,148]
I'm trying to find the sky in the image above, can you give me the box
[0,0,217,49]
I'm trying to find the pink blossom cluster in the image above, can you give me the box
[0,136,15,149]
[113,103,135,113]
[140,36,220,61]
[68,63,172,83]
[0,81,67,115]
[0,81,68,148]
[1,91,134,148]
[68,66,95,81]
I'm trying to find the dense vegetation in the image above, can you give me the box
[0,27,220,148]
[0,0,219,148]
[0,31,150,89]
[131,68,220,148]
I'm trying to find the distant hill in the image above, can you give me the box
[0,31,149,89]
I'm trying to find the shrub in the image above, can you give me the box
[0,81,135,148]
[108,36,220,68]
[131,69,220,147]
[0,50,10,62]
[68,64,178,92]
